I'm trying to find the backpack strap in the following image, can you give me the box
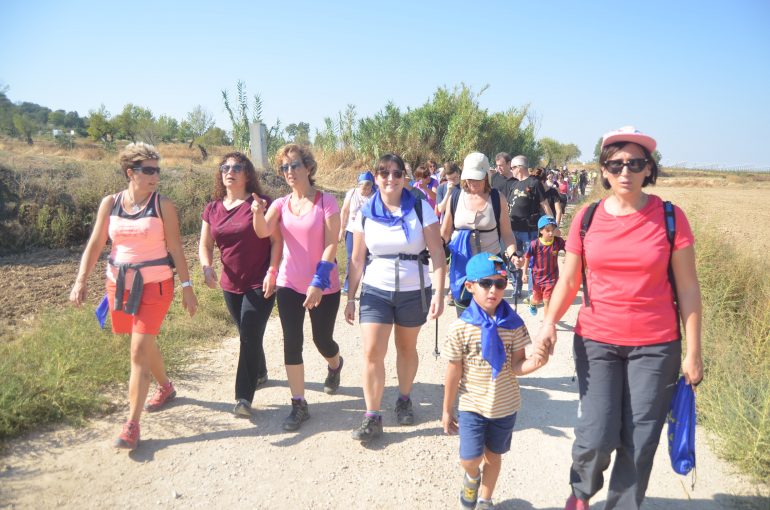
[449,186,461,219]
[450,187,502,239]
[580,200,602,307]
[663,200,681,338]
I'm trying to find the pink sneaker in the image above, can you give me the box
[144,381,176,412]
[565,494,590,510]
[114,420,140,450]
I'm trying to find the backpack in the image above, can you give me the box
[449,187,502,240]
[579,199,679,332]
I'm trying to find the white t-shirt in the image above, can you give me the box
[351,200,438,291]
[344,188,373,232]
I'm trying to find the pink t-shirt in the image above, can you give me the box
[565,195,694,346]
[270,191,341,295]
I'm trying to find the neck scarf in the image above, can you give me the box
[539,237,554,246]
[360,189,416,241]
[460,299,524,379]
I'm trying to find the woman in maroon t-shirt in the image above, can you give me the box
[199,152,282,418]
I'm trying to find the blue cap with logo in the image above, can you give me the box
[466,253,507,282]
[537,215,558,231]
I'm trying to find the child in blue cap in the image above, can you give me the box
[520,215,565,318]
[442,252,549,509]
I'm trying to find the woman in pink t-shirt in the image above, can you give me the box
[199,152,283,418]
[251,144,343,432]
[536,127,703,510]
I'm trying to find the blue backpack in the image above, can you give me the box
[667,376,696,478]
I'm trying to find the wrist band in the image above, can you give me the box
[310,260,335,290]
[180,280,193,288]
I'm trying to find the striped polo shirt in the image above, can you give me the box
[442,319,531,419]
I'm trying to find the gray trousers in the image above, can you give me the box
[570,335,681,509]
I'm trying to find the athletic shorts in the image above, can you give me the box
[359,284,431,327]
[106,277,174,335]
[531,281,555,304]
[458,410,517,460]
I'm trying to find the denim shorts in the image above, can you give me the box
[359,284,431,327]
[458,410,517,460]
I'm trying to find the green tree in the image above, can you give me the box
[113,104,153,142]
[179,105,215,156]
[13,114,36,144]
[652,149,662,164]
[0,92,15,135]
[48,109,67,127]
[155,115,179,143]
[222,81,261,153]
[87,105,115,143]
[593,137,603,162]
[285,122,310,146]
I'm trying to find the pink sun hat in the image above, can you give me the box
[601,126,657,153]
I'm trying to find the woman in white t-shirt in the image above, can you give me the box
[344,153,446,443]
[339,171,375,293]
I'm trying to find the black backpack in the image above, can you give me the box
[579,199,679,334]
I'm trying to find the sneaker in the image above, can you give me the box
[395,397,414,425]
[255,373,268,389]
[144,381,176,412]
[114,420,140,450]
[282,399,310,431]
[351,415,383,443]
[564,494,590,510]
[233,398,253,418]
[529,303,537,316]
[459,472,480,509]
[323,356,343,395]
[475,500,494,509]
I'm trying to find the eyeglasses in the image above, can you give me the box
[220,163,244,174]
[132,166,160,176]
[475,278,507,290]
[279,160,303,173]
[376,169,404,179]
[604,158,649,174]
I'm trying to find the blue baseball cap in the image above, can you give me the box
[466,253,507,281]
[358,171,374,184]
[537,215,557,230]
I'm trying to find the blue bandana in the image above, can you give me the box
[460,299,524,379]
[360,189,416,241]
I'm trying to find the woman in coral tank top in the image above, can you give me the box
[70,142,197,451]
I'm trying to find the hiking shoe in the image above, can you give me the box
[529,303,537,316]
[475,500,494,509]
[256,373,268,389]
[233,398,253,418]
[351,415,383,443]
[395,397,415,425]
[564,494,590,510]
[144,381,176,412]
[282,399,309,431]
[323,356,343,395]
[460,472,481,509]
[114,420,140,450]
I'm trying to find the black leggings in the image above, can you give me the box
[223,288,275,402]
[276,286,340,365]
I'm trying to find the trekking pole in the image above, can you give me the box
[434,316,440,358]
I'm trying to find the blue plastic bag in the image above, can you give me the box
[95,294,109,329]
[667,376,696,475]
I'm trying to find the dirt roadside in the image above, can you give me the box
[1,274,767,510]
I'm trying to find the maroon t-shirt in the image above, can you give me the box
[201,195,272,294]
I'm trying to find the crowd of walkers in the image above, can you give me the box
[69,125,703,510]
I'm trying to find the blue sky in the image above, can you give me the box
[1,0,768,167]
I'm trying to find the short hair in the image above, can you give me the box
[376,153,407,176]
[413,165,429,179]
[426,159,438,169]
[495,152,512,164]
[118,142,160,180]
[213,151,264,201]
[599,142,659,190]
[444,162,460,175]
[274,143,318,186]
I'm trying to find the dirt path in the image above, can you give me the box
[1,279,766,509]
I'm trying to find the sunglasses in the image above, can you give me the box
[376,169,404,179]
[132,166,160,176]
[476,278,507,290]
[604,158,649,174]
[279,160,303,173]
[220,163,244,174]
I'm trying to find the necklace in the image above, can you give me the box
[126,190,150,214]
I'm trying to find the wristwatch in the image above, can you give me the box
[180,280,193,288]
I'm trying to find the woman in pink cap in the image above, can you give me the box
[535,127,703,510]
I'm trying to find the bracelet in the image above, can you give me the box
[180,280,193,288]
[266,267,278,276]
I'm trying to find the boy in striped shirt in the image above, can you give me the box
[521,216,566,318]
[442,253,549,509]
